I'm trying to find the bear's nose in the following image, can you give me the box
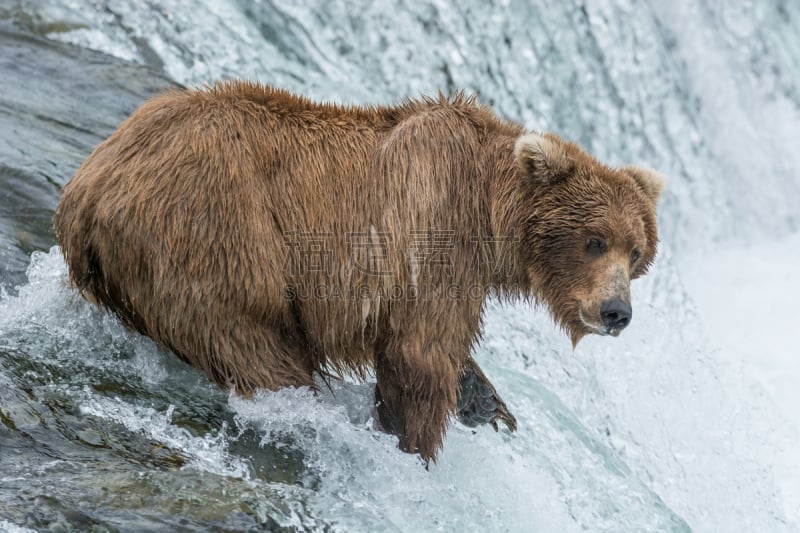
[600,299,632,331]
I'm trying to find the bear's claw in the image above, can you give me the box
[456,362,517,432]
[374,358,517,447]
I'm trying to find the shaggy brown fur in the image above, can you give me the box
[54,82,664,463]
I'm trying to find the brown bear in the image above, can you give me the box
[54,82,664,463]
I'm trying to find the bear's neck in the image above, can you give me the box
[481,130,535,298]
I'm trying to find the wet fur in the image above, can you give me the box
[55,82,662,462]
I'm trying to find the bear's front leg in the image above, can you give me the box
[374,337,462,464]
[456,355,517,432]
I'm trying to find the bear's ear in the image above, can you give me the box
[514,133,575,186]
[621,165,666,205]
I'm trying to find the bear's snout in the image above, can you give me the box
[600,298,632,333]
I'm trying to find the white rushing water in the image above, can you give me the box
[3,0,800,531]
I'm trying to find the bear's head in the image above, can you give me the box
[513,132,665,346]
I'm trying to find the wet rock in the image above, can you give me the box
[0,23,175,286]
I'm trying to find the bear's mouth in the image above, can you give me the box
[578,309,620,337]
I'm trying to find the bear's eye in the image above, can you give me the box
[586,237,607,255]
[630,248,641,263]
